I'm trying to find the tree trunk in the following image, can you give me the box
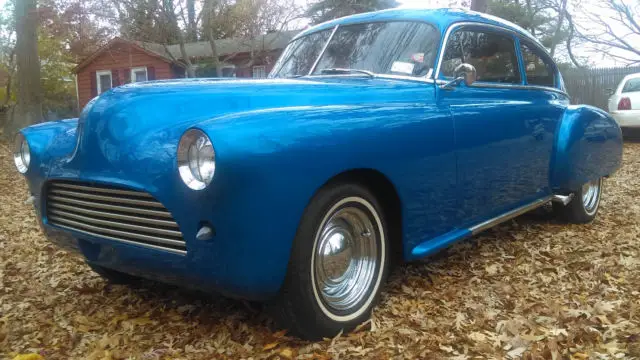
[161,1,196,78]
[4,0,43,138]
[471,0,489,13]
[525,0,536,35]
[179,39,196,78]
[187,0,197,41]
[564,11,583,68]
[549,0,568,58]
[4,74,12,106]
[208,27,222,77]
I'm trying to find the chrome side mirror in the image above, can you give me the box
[440,63,477,90]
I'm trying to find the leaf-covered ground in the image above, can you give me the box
[1,139,639,360]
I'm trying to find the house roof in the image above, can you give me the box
[72,37,178,73]
[73,30,299,74]
[135,30,299,61]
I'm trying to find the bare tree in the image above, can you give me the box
[4,0,43,137]
[202,0,230,77]
[159,0,197,77]
[186,0,197,41]
[574,0,640,65]
[202,0,301,77]
[548,0,568,57]
[3,48,15,106]
[231,0,301,68]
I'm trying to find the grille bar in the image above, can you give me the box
[51,223,187,256]
[48,209,183,237]
[48,202,179,228]
[46,181,186,254]
[53,182,155,198]
[49,189,165,208]
[48,195,173,218]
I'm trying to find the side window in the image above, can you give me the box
[520,42,556,88]
[440,28,521,84]
[622,78,640,93]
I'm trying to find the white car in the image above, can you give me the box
[608,73,640,128]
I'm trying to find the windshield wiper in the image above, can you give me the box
[319,68,375,78]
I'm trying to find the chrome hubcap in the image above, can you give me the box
[582,178,602,215]
[313,200,379,314]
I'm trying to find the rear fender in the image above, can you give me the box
[550,105,622,192]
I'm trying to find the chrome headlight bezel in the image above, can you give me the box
[13,132,31,174]
[177,129,216,190]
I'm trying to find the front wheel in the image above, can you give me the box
[553,178,603,223]
[271,183,390,340]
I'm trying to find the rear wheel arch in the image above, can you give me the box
[550,105,623,192]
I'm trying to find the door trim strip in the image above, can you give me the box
[469,196,552,235]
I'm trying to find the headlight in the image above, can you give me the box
[177,129,215,190]
[13,133,31,174]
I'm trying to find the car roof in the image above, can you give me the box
[294,7,545,50]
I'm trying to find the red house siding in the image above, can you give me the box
[74,39,286,111]
[76,42,177,109]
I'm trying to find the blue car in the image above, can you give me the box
[14,8,622,339]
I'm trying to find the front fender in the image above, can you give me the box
[550,105,622,191]
[21,118,79,192]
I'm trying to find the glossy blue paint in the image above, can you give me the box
[410,229,472,259]
[17,8,623,301]
[551,105,623,191]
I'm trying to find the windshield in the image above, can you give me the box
[270,21,440,79]
[270,29,333,78]
[622,78,640,93]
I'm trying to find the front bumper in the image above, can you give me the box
[30,174,296,302]
[611,110,640,128]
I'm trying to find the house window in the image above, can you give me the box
[96,70,112,94]
[222,65,236,78]
[253,65,266,78]
[132,67,148,82]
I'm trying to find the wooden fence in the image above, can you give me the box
[562,66,640,111]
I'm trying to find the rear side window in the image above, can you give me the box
[622,78,640,93]
[520,42,556,88]
[440,28,521,84]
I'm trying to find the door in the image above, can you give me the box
[437,26,556,224]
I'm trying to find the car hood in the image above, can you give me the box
[69,77,430,179]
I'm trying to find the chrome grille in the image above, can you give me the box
[45,181,186,255]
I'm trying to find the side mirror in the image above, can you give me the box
[440,63,477,90]
[605,88,615,96]
[455,63,477,86]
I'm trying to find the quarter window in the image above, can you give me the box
[520,43,555,88]
[96,70,112,94]
[441,29,521,84]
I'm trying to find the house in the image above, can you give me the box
[72,30,298,109]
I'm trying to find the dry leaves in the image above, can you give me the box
[1,139,640,359]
